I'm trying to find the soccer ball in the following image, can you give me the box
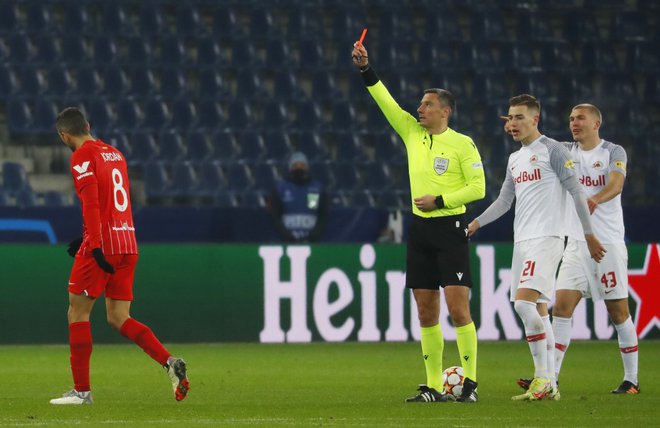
[442,366,464,398]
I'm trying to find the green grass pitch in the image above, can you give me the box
[1,341,657,427]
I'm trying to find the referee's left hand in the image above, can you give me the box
[414,195,437,212]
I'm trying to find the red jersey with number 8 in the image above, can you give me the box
[71,139,138,255]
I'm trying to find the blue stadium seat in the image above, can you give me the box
[157,131,186,161]
[227,101,255,131]
[295,131,328,162]
[295,100,323,132]
[239,189,268,208]
[77,66,103,96]
[472,73,509,104]
[143,99,171,131]
[45,66,74,97]
[62,1,92,34]
[375,191,406,210]
[471,12,509,42]
[645,74,660,102]
[129,67,157,96]
[171,98,198,130]
[348,189,377,208]
[377,41,415,71]
[160,36,187,65]
[626,42,660,73]
[186,132,213,162]
[457,44,500,73]
[33,98,58,133]
[265,39,296,70]
[570,75,596,102]
[126,37,154,65]
[105,133,131,158]
[6,100,33,135]
[297,39,326,70]
[250,9,279,39]
[500,43,540,73]
[224,163,255,191]
[252,162,280,190]
[213,8,244,38]
[196,38,227,67]
[378,7,414,40]
[116,99,142,131]
[600,76,637,102]
[3,162,31,194]
[0,65,19,98]
[287,7,323,39]
[130,132,159,166]
[19,67,46,97]
[421,7,463,42]
[440,73,469,101]
[521,73,553,102]
[93,36,119,64]
[235,71,263,99]
[144,162,170,199]
[230,39,262,69]
[333,163,361,192]
[581,43,619,73]
[16,188,38,207]
[61,36,89,65]
[236,131,267,161]
[311,71,343,101]
[34,34,60,64]
[263,131,293,162]
[0,2,19,35]
[8,33,34,63]
[43,191,67,207]
[176,5,202,36]
[211,131,240,162]
[309,161,334,189]
[197,69,230,99]
[98,63,123,97]
[0,189,11,206]
[197,100,227,132]
[161,68,188,98]
[101,2,130,35]
[169,161,199,196]
[214,189,239,207]
[330,101,357,131]
[26,3,52,32]
[139,3,165,36]
[330,4,366,40]
[273,70,306,101]
[538,42,578,73]
[374,132,406,162]
[563,11,602,42]
[516,11,558,42]
[335,133,367,162]
[610,11,648,42]
[198,160,226,197]
[262,100,293,130]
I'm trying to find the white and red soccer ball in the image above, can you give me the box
[442,366,464,398]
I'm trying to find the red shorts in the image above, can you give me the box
[68,254,138,300]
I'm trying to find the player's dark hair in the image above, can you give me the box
[56,107,89,136]
[424,88,455,115]
[509,94,541,113]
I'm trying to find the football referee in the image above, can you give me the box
[352,42,485,403]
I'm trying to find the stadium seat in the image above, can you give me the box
[236,131,267,161]
[262,100,293,130]
[144,162,170,198]
[76,66,103,96]
[196,38,227,67]
[62,1,93,34]
[472,73,509,104]
[273,70,306,101]
[116,99,142,131]
[214,189,239,207]
[333,163,361,192]
[126,37,154,65]
[101,2,130,35]
[311,71,343,101]
[34,34,60,64]
[471,12,509,42]
[439,73,469,101]
[580,43,619,73]
[213,8,244,38]
[538,42,578,73]
[169,161,199,197]
[309,161,335,189]
[16,188,38,207]
[139,3,166,36]
[265,39,296,70]
[235,71,263,100]
[160,36,187,65]
[421,7,463,42]
[227,101,254,131]
[626,42,660,73]
[250,9,279,39]
[2,161,31,195]
[211,130,240,162]
[297,39,326,70]
[18,67,46,97]
[8,33,34,63]
[33,98,59,133]
[330,4,366,40]
[171,98,198,130]
[500,43,540,73]
[197,100,227,132]
[43,191,67,207]
[375,191,406,210]
[287,7,323,39]
[263,131,293,162]
[361,162,392,192]
[45,66,74,97]
[130,132,159,164]
[295,100,324,132]
[0,65,19,98]
[60,36,89,65]
[26,3,52,32]
[186,132,213,162]
[239,189,268,208]
[329,101,357,131]
[103,66,131,97]
[157,131,187,161]
[0,2,19,35]
[6,100,33,135]
[197,69,231,99]
[516,11,558,42]
[563,11,602,42]
[143,99,171,131]
[160,68,188,98]
[374,132,406,162]
[0,189,11,206]
[129,68,157,96]
[230,39,262,69]
[105,133,131,158]
[378,7,414,40]
[295,131,328,162]
[252,162,281,190]
[570,75,596,102]
[610,11,648,41]
[93,36,119,64]
[176,5,202,36]
[224,163,255,191]
[198,160,227,197]
[348,189,377,208]
[332,133,363,162]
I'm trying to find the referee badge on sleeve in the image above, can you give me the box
[434,157,449,175]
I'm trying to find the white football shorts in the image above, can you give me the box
[510,236,565,303]
[556,239,629,301]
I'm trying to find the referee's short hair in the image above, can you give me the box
[509,94,540,114]
[56,107,89,136]
[424,88,455,115]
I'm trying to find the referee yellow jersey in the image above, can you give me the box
[368,81,486,218]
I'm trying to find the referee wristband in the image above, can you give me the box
[434,195,445,209]
[361,66,379,86]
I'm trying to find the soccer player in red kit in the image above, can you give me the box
[50,107,189,405]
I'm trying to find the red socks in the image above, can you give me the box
[120,318,171,366]
[69,321,92,392]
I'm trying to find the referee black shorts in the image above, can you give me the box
[406,214,472,290]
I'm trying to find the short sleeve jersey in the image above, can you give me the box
[71,139,138,255]
[505,135,577,242]
[367,81,485,217]
[563,139,627,244]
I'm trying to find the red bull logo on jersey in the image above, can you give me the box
[514,168,541,184]
[580,175,606,187]
[592,160,604,170]
[529,154,538,164]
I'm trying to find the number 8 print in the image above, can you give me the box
[112,168,128,212]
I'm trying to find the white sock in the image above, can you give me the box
[514,300,548,379]
[614,316,638,385]
[552,316,572,381]
[541,315,556,388]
